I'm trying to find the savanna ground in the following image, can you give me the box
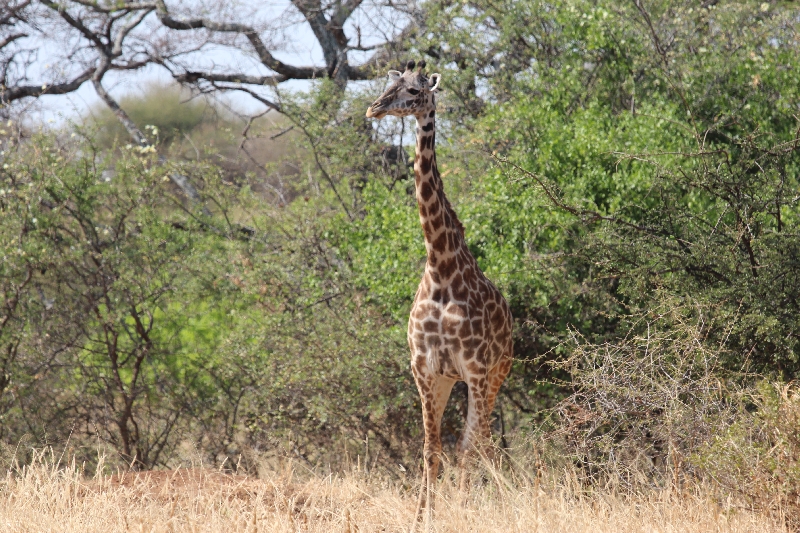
[0,452,784,533]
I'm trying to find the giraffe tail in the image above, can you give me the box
[426,349,440,375]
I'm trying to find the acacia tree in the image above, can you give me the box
[0,0,425,210]
[0,0,415,111]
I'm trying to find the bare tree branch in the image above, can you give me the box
[215,84,282,112]
[291,0,347,82]
[92,61,147,145]
[40,0,110,54]
[70,0,156,13]
[0,32,26,50]
[153,0,330,81]
[2,0,414,114]
[1,67,94,103]
[112,8,153,55]
[174,71,284,87]
[0,1,32,26]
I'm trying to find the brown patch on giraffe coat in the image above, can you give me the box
[438,257,456,279]
[475,344,488,364]
[422,221,433,239]
[441,315,460,336]
[458,320,472,339]
[426,335,442,349]
[491,307,505,329]
[444,336,462,352]
[445,300,467,317]
[462,266,475,282]
[438,348,452,369]
[450,278,469,302]
[420,155,432,175]
[449,231,460,251]
[467,361,482,374]
[471,318,484,337]
[432,231,448,253]
[419,181,433,201]
[469,377,487,389]
[491,341,503,356]
[430,213,443,232]
[422,320,438,333]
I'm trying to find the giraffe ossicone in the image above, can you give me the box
[366,60,514,530]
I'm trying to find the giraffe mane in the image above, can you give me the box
[442,193,465,238]
[431,160,465,238]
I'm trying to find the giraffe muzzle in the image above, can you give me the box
[365,105,387,119]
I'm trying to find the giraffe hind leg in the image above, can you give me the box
[458,378,492,492]
[458,355,512,491]
[486,354,513,426]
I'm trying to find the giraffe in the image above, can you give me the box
[366,60,514,529]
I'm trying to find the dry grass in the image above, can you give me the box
[0,452,784,533]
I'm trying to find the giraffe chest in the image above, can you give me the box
[407,271,512,379]
[407,296,468,380]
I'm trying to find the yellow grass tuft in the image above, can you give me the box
[0,452,784,533]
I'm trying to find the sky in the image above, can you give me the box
[25,0,393,126]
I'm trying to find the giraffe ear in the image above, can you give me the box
[428,73,442,92]
[387,70,402,82]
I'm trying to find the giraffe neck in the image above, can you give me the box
[414,108,466,283]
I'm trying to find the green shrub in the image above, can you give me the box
[90,83,210,146]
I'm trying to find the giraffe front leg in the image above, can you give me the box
[410,358,455,533]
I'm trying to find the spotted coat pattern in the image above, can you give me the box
[367,61,513,528]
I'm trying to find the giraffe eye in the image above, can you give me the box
[408,88,420,95]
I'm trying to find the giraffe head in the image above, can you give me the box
[365,60,441,119]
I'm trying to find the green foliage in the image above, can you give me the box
[0,136,246,466]
[344,181,423,322]
[0,123,426,469]
[420,0,800,378]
